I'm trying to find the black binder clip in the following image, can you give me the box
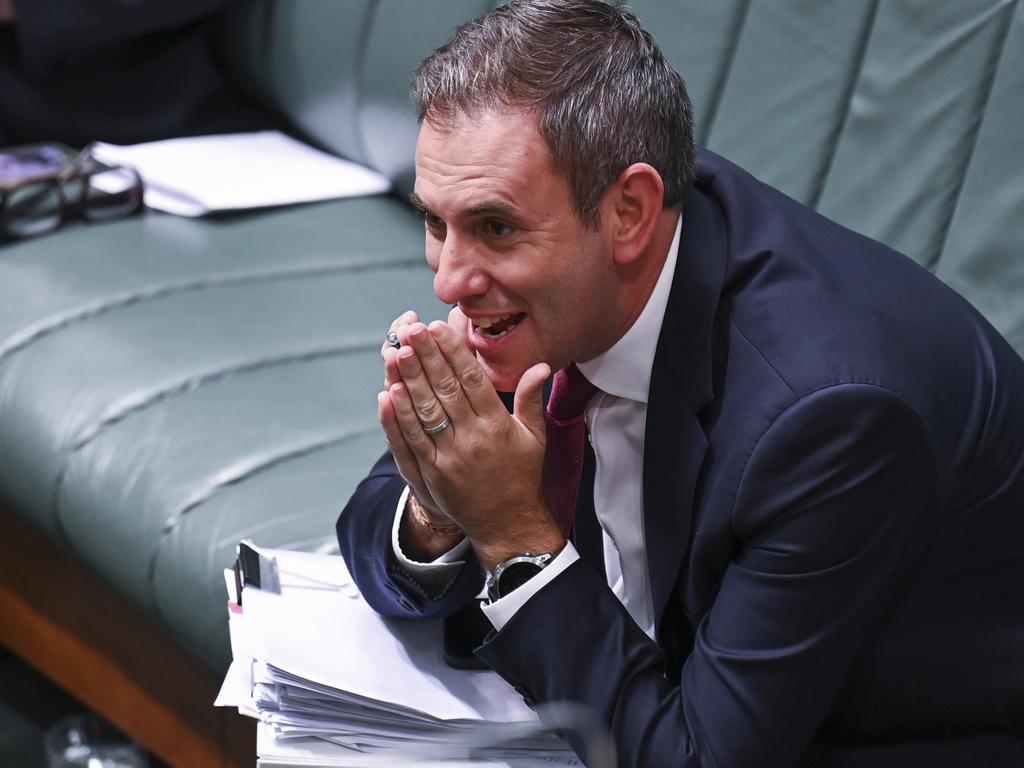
[233,540,281,605]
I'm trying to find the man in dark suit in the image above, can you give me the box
[338,1,1024,765]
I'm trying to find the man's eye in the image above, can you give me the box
[485,220,513,239]
[424,213,446,233]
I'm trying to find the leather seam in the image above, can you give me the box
[146,424,381,629]
[0,256,423,364]
[49,343,375,542]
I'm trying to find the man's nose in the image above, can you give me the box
[432,235,488,305]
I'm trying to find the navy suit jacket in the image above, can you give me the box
[338,151,1024,767]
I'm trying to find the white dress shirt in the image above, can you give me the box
[392,215,682,640]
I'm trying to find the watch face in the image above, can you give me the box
[496,561,544,599]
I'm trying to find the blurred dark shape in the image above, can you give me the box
[0,0,279,147]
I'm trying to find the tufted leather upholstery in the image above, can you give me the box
[0,0,1020,670]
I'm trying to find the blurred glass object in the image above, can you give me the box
[43,714,148,768]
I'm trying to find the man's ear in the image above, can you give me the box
[604,163,665,266]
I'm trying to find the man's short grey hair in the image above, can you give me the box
[411,0,696,229]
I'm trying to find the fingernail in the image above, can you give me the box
[410,325,427,341]
[377,391,385,403]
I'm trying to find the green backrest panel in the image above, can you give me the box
[624,0,748,145]
[815,0,1016,267]
[935,2,1024,353]
[699,1,875,205]
[357,0,497,195]
[223,0,495,194]
[221,0,376,164]
[629,0,1021,349]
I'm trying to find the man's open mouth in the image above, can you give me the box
[472,313,525,339]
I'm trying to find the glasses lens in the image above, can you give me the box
[5,181,61,238]
[83,167,143,221]
[61,175,86,205]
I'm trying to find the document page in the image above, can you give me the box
[92,132,391,217]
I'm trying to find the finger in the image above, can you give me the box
[390,310,419,334]
[403,322,471,422]
[383,346,403,389]
[447,305,470,338]
[393,335,454,434]
[513,362,550,441]
[380,310,419,356]
[428,320,504,418]
[395,345,455,438]
[382,393,446,520]
[388,381,440,461]
[378,390,428,489]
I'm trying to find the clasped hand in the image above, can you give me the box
[378,308,564,568]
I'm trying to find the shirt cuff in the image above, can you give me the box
[391,486,469,589]
[480,542,580,631]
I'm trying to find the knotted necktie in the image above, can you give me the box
[542,364,599,537]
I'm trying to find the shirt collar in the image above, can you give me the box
[577,213,682,404]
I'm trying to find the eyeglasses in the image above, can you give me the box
[0,144,144,243]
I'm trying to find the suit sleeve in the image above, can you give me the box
[337,450,484,620]
[475,384,938,768]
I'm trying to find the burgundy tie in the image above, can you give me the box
[543,364,599,537]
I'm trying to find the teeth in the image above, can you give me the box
[479,320,519,339]
[474,314,510,329]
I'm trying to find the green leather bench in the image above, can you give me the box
[1,1,1021,765]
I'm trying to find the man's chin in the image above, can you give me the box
[477,353,529,394]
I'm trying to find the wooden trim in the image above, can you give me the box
[0,506,254,767]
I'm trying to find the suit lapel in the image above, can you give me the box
[644,169,727,639]
[572,438,605,575]
[644,378,708,639]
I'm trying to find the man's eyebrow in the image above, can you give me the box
[463,200,520,220]
[408,193,521,222]
[408,192,431,215]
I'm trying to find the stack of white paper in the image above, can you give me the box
[92,131,391,217]
[215,545,581,767]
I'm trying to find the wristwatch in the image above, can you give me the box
[485,551,557,602]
